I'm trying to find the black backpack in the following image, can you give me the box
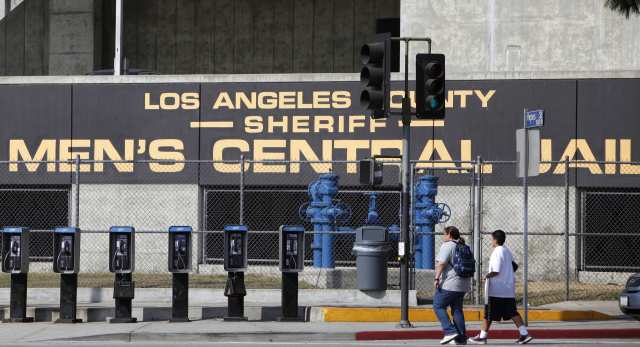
[451,242,476,278]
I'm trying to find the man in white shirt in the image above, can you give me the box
[469,230,533,345]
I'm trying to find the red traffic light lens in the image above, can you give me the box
[425,62,443,78]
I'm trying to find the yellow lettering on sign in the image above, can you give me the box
[620,139,640,174]
[9,139,57,172]
[212,139,250,172]
[334,140,369,173]
[59,139,91,172]
[554,139,602,174]
[213,92,235,109]
[290,140,333,173]
[244,116,263,133]
[94,139,135,172]
[254,140,287,173]
[149,139,185,173]
[332,91,351,109]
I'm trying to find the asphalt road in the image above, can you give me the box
[3,340,640,347]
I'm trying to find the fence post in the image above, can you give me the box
[473,156,482,305]
[409,162,415,290]
[564,157,570,301]
[239,155,245,225]
[74,156,80,228]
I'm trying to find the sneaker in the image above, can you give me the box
[468,335,487,344]
[440,333,459,345]
[517,334,533,344]
[449,336,468,345]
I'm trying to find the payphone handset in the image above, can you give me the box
[8,236,21,272]
[223,225,248,272]
[279,225,304,273]
[114,235,129,271]
[285,234,298,269]
[109,226,135,273]
[57,236,73,272]
[173,235,188,270]
[230,234,242,256]
[53,227,81,274]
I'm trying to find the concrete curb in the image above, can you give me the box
[1,305,614,323]
[355,328,640,341]
[0,306,310,322]
[59,328,640,343]
[317,307,614,322]
[66,332,357,343]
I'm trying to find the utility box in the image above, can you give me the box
[353,225,391,291]
[359,158,383,186]
[109,226,135,274]
[168,226,192,273]
[279,225,305,273]
[1,227,30,274]
[53,227,81,274]
[224,225,248,272]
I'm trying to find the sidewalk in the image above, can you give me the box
[0,319,638,344]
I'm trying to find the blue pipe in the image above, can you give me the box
[305,173,342,269]
[321,222,333,268]
[367,192,379,225]
[414,175,443,270]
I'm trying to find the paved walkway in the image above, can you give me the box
[0,319,638,345]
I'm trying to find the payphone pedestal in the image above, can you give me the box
[170,273,189,322]
[278,272,303,321]
[55,274,81,323]
[3,274,33,323]
[224,272,247,321]
[110,273,137,323]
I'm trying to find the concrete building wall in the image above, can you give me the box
[98,0,399,74]
[47,0,99,75]
[401,0,640,77]
[0,0,47,76]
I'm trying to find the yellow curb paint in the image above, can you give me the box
[321,307,612,322]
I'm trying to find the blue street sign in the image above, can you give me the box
[525,109,544,128]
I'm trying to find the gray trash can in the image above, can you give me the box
[353,226,392,291]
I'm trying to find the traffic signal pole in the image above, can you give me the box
[394,37,431,329]
[360,35,433,328]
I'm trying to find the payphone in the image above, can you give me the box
[108,226,136,323]
[53,227,80,274]
[2,227,30,274]
[224,225,247,272]
[278,225,305,321]
[223,225,248,321]
[53,227,82,323]
[168,226,192,322]
[1,227,33,322]
[168,226,192,273]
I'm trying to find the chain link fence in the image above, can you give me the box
[0,159,639,308]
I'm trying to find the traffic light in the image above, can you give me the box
[416,54,445,119]
[360,35,390,119]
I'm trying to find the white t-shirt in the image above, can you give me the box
[487,245,516,298]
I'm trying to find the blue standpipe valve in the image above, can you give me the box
[414,175,451,269]
[366,192,380,225]
[299,173,351,269]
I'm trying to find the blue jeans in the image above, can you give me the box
[433,288,466,337]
